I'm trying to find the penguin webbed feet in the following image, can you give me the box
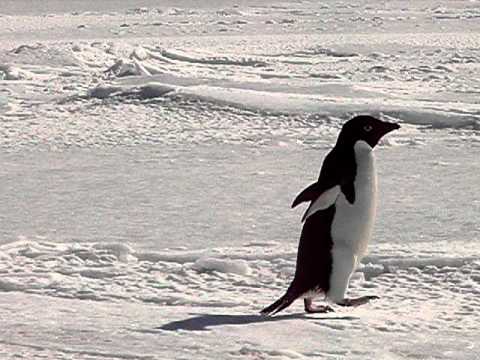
[304,299,335,313]
[336,295,379,307]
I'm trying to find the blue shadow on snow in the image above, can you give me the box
[158,313,357,331]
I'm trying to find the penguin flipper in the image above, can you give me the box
[291,182,323,208]
[260,293,297,316]
[292,147,343,209]
[301,185,340,222]
[292,146,354,210]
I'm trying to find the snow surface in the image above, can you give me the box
[0,0,479,359]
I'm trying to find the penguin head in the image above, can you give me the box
[337,115,400,148]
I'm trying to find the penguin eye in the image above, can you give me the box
[363,124,373,132]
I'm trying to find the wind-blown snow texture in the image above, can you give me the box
[0,0,479,359]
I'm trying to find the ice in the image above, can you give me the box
[87,84,125,99]
[158,48,266,67]
[192,257,252,275]
[1,0,479,359]
[105,58,152,77]
[0,238,478,308]
[135,249,209,264]
[0,237,479,358]
[0,64,35,80]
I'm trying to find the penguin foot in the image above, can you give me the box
[337,295,379,307]
[304,299,335,313]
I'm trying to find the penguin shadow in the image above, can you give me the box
[157,312,357,332]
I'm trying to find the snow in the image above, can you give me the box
[0,64,35,80]
[0,238,479,358]
[0,0,479,359]
[192,257,252,276]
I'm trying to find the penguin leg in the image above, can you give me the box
[304,298,334,313]
[336,295,379,307]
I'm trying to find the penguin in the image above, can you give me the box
[261,115,400,316]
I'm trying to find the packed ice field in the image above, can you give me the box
[0,0,479,359]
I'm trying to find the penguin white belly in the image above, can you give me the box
[327,140,377,302]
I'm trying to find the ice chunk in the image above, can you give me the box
[92,243,135,262]
[0,64,35,80]
[192,257,251,276]
[138,83,175,99]
[0,94,7,109]
[87,85,124,99]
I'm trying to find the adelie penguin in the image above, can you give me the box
[261,115,400,316]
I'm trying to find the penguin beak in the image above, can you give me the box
[382,121,401,134]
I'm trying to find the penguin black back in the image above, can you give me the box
[292,206,336,293]
[260,207,335,316]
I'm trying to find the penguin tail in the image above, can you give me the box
[260,293,297,316]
